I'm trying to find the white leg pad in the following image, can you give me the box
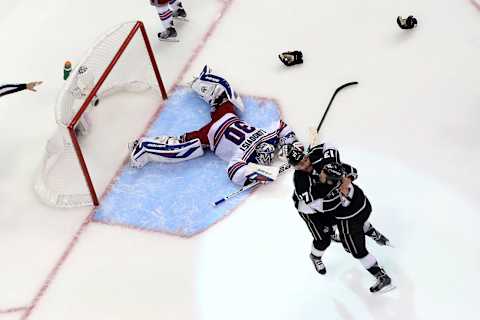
[130,137,204,167]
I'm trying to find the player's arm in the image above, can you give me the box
[0,82,41,97]
[341,162,358,181]
[277,120,297,143]
[293,171,331,213]
[227,160,249,186]
[0,83,26,97]
[338,162,357,205]
[275,120,301,158]
[228,160,279,186]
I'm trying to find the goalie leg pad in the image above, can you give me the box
[191,65,245,112]
[130,137,204,167]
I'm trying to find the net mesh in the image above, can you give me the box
[35,21,164,208]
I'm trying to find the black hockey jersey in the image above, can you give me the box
[334,183,369,220]
[307,143,341,173]
[292,162,359,218]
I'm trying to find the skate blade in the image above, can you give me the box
[158,37,180,43]
[374,239,394,248]
[174,16,189,22]
[372,284,396,295]
[385,241,394,248]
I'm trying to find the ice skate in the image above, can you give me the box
[310,253,326,275]
[366,225,392,247]
[173,2,188,21]
[128,139,139,152]
[158,26,178,42]
[370,270,395,293]
[372,232,391,247]
[370,230,392,247]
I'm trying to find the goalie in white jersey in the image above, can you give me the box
[129,65,299,186]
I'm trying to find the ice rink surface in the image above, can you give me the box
[1,0,479,319]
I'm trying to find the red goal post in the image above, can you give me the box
[35,21,167,208]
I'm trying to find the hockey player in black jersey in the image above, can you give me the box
[287,142,393,293]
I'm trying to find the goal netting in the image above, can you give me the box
[35,21,167,208]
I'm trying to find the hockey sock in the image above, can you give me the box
[156,3,174,30]
[359,253,378,270]
[366,262,383,276]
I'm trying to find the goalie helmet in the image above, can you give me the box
[255,142,275,165]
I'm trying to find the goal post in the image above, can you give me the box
[35,21,167,208]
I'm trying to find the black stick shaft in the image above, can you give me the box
[316,81,358,133]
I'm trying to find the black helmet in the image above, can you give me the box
[322,162,345,181]
[286,142,305,165]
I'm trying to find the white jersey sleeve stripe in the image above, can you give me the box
[213,115,239,151]
[228,161,247,180]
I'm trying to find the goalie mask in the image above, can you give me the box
[255,142,275,165]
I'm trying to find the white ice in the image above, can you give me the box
[1,0,479,319]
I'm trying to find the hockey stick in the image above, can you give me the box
[316,81,358,134]
[212,162,291,206]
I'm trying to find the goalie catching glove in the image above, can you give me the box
[278,51,303,66]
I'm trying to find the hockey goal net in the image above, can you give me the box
[35,21,167,208]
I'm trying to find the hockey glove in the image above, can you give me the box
[278,51,303,66]
[397,16,417,30]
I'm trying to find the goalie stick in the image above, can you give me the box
[212,81,359,207]
[212,162,291,206]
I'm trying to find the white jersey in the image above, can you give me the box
[206,112,295,185]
